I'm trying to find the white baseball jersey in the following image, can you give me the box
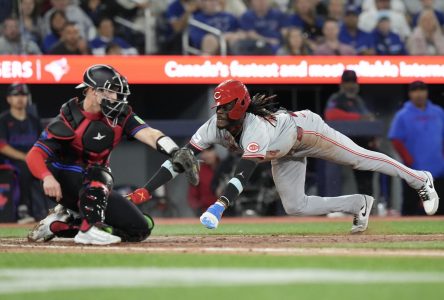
[190,110,299,161]
[190,109,428,217]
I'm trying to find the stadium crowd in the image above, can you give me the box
[0,0,444,56]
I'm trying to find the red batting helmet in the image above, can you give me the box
[212,79,251,120]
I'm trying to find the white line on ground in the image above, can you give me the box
[2,242,444,257]
[0,268,443,294]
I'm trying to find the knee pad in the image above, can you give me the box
[79,184,109,224]
[79,165,114,224]
[83,164,114,190]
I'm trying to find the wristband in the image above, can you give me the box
[156,136,179,156]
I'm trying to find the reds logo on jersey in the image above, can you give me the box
[246,142,260,153]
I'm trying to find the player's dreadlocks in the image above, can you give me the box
[246,93,280,125]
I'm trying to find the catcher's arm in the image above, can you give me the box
[130,128,201,204]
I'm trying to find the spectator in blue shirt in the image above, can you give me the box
[412,0,444,28]
[237,0,288,54]
[287,0,324,43]
[389,81,444,215]
[89,17,138,55]
[372,15,406,55]
[189,0,242,55]
[159,0,199,54]
[339,5,375,54]
[167,0,199,36]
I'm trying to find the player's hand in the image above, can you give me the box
[126,188,152,205]
[43,175,62,202]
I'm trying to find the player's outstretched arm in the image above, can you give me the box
[129,128,200,204]
[200,157,259,229]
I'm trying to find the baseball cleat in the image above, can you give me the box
[417,171,439,216]
[351,195,374,234]
[74,225,121,245]
[200,202,225,229]
[27,204,70,242]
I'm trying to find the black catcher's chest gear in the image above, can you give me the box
[82,121,115,154]
[47,121,75,140]
[58,98,129,166]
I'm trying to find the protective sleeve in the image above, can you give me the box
[144,160,177,192]
[218,158,258,206]
[26,146,52,180]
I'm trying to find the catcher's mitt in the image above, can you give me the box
[171,147,200,186]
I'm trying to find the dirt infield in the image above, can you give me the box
[1,217,443,257]
[1,234,444,257]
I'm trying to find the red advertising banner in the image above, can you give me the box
[1,55,444,84]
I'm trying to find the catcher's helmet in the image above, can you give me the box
[212,79,251,120]
[76,64,130,123]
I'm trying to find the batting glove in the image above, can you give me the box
[126,188,152,205]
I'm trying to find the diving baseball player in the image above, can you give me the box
[130,79,439,233]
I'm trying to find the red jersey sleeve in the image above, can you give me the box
[26,146,52,180]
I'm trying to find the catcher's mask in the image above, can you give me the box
[76,64,130,126]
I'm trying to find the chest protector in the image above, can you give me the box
[60,98,129,165]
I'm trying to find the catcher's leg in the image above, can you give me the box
[272,156,365,216]
[104,191,154,242]
[74,165,121,245]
